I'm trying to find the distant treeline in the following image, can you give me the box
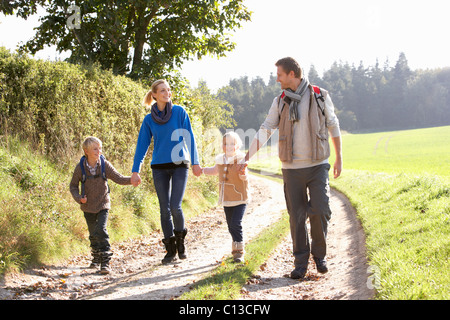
[217,53,450,132]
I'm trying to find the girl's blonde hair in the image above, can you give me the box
[82,136,102,152]
[223,131,243,150]
[142,79,170,106]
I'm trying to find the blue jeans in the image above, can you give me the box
[152,167,188,239]
[84,209,110,252]
[223,204,247,242]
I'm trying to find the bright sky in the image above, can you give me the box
[1,0,450,91]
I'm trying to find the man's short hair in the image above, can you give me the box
[275,57,302,79]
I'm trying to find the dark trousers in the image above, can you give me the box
[282,164,332,268]
[224,204,247,242]
[84,209,110,252]
[152,167,188,239]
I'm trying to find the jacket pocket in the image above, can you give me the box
[223,183,243,202]
[315,132,330,161]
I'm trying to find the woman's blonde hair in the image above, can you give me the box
[223,131,243,150]
[143,79,170,106]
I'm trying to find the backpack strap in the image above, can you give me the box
[311,85,326,116]
[79,156,87,198]
[100,155,110,194]
[100,155,107,180]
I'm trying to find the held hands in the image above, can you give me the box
[131,172,142,187]
[192,164,203,177]
[235,161,248,175]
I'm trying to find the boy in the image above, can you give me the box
[70,137,132,274]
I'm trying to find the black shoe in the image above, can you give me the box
[174,229,187,259]
[290,266,307,279]
[313,257,328,274]
[162,237,177,264]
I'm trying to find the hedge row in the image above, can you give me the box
[0,47,148,166]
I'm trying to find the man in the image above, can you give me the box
[243,57,342,279]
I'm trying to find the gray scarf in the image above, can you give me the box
[282,78,310,121]
[151,101,173,124]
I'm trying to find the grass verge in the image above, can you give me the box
[330,170,450,299]
[178,212,289,300]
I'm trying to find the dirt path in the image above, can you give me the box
[0,173,374,300]
[241,186,374,300]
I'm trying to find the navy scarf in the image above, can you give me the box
[151,101,173,124]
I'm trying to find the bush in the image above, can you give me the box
[0,47,147,165]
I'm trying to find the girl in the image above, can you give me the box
[131,79,202,264]
[203,132,250,262]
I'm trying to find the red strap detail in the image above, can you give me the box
[280,92,285,99]
[312,85,321,95]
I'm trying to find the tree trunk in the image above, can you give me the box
[131,8,156,78]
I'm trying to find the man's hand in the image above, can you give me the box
[333,157,342,179]
[80,196,87,204]
[235,161,248,175]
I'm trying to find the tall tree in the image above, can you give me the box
[1,0,251,80]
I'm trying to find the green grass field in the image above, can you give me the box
[331,126,450,177]
[249,125,450,300]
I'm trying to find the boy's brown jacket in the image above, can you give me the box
[70,158,131,213]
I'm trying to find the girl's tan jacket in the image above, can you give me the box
[215,152,250,207]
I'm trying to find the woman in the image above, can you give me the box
[131,79,202,264]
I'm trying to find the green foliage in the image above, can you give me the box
[217,75,279,133]
[220,53,450,133]
[0,47,147,165]
[0,50,226,275]
[1,0,251,82]
[0,137,87,272]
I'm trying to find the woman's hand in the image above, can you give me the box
[80,196,87,204]
[192,164,203,177]
[131,172,142,187]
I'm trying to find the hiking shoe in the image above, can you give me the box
[100,251,113,275]
[313,257,328,274]
[290,266,307,279]
[89,250,101,269]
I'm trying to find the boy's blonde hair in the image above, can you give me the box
[223,131,243,150]
[143,79,170,106]
[82,136,102,153]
